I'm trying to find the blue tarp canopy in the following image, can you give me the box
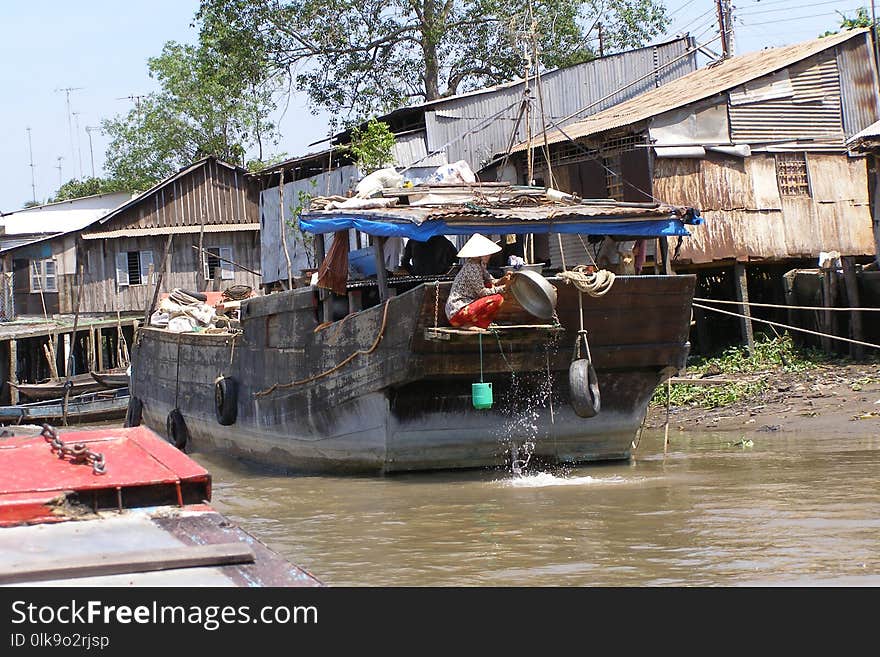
[299,214,695,239]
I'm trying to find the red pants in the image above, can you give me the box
[449,294,504,329]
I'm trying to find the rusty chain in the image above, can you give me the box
[433,281,440,328]
[40,424,107,475]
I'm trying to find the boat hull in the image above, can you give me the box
[131,275,695,474]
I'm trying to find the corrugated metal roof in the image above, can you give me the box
[847,118,880,145]
[304,201,688,225]
[0,192,132,235]
[513,29,869,152]
[837,32,880,138]
[81,223,260,240]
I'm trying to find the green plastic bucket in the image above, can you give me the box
[472,382,493,409]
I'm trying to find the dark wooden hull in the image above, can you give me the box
[130,275,695,473]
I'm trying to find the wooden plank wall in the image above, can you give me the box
[87,159,259,233]
[64,230,262,314]
[653,152,874,264]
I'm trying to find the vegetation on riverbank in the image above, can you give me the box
[651,334,846,410]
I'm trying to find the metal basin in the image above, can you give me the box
[509,269,558,319]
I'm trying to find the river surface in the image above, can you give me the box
[191,429,880,586]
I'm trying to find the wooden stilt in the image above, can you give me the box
[96,328,104,372]
[820,268,834,353]
[734,261,754,356]
[841,256,864,360]
[8,339,17,405]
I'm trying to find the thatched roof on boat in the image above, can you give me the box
[300,184,701,239]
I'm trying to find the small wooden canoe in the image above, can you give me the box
[90,368,130,389]
[10,373,107,401]
[0,387,131,424]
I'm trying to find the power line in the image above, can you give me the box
[737,1,862,16]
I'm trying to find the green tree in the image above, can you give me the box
[103,37,279,190]
[197,0,669,120]
[346,119,397,172]
[49,177,129,203]
[821,7,872,36]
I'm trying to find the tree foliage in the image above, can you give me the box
[197,0,669,121]
[346,120,397,172]
[49,177,129,203]
[821,7,872,36]
[102,37,280,191]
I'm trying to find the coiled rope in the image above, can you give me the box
[557,265,616,297]
[254,300,391,397]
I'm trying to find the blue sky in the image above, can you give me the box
[0,1,864,212]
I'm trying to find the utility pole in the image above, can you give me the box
[26,127,37,205]
[85,126,99,179]
[55,156,64,190]
[598,22,604,58]
[55,87,83,176]
[72,111,84,179]
[715,0,734,58]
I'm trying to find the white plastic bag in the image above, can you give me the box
[429,160,477,184]
[355,168,404,198]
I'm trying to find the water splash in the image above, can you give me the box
[500,473,634,488]
[492,332,561,476]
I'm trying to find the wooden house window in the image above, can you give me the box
[116,250,154,287]
[30,259,57,293]
[204,246,235,280]
[775,152,811,197]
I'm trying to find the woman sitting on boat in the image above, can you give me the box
[444,233,512,330]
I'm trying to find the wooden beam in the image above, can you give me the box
[0,542,255,585]
[841,256,864,360]
[734,262,754,356]
[658,237,674,275]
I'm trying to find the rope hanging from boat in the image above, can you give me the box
[557,265,615,297]
[254,300,392,397]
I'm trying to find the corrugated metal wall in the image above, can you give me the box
[837,32,880,138]
[392,130,448,168]
[260,165,360,285]
[424,38,697,169]
[729,51,843,148]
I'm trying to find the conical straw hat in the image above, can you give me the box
[456,233,501,258]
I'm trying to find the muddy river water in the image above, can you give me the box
[193,428,880,586]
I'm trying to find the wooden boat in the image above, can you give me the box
[0,387,131,424]
[90,367,130,388]
[12,370,126,401]
[0,424,322,586]
[128,188,701,474]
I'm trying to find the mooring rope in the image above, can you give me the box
[694,296,880,313]
[693,302,880,351]
[254,301,391,397]
[557,265,615,297]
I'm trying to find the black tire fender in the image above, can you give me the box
[166,408,189,450]
[124,396,143,428]
[569,358,601,418]
[214,376,238,425]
